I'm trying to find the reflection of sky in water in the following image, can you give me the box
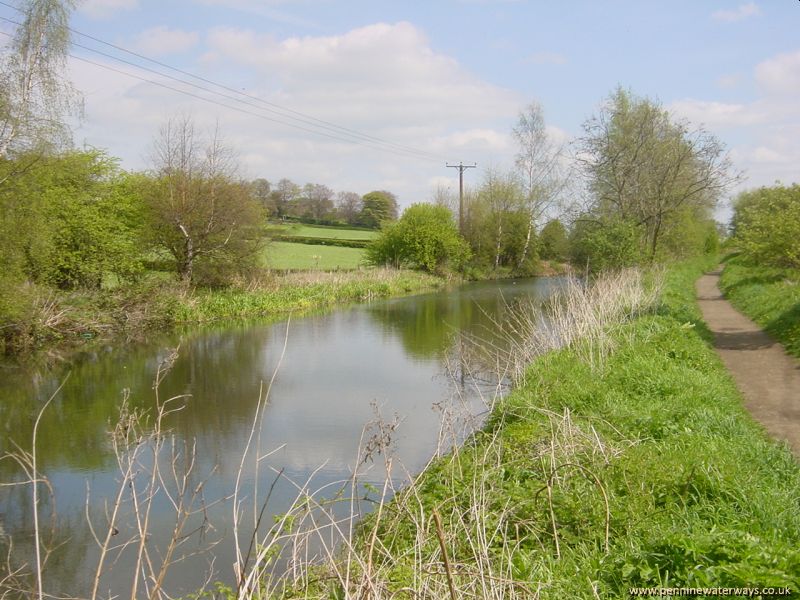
[0,276,564,596]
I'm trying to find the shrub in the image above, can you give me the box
[570,217,642,272]
[366,203,470,273]
[732,184,800,269]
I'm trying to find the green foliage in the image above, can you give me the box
[143,117,265,286]
[539,219,568,261]
[43,151,144,288]
[350,258,800,597]
[577,87,731,264]
[176,269,444,322]
[462,170,537,274]
[732,184,800,269]
[0,0,79,156]
[366,203,470,273]
[0,150,144,289]
[569,217,642,272]
[720,256,800,358]
[357,190,398,229]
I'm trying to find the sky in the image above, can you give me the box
[2,0,799,222]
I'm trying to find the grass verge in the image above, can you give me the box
[720,254,800,358]
[278,257,800,598]
[175,269,446,322]
[1,269,446,357]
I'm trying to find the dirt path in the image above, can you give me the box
[696,269,800,456]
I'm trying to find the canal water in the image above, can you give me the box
[0,276,564,597]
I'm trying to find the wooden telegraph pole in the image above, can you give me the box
[446,162,476,234]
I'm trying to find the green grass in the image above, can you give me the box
[269,223,378,241]
[331,258,800,598]
[720,255,800,358]
[175,269,445,322]
[263,241,367,270]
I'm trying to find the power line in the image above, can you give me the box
[0,3,448,162]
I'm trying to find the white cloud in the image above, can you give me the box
[751,146,792,164]
[711,2,761,22]
[70,22,524,208]
[715,73,742,89]
[668,48,800,221]
[524,52,567,66]
[133,27,200,56]
[79,0,138,20]
[668,99,766,128]
[204,22,520,131]
[755,50,800,94]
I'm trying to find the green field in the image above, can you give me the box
[270,223,378,241]
[263,241,366,270]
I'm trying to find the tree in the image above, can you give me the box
[144,116,264,284]
[249,178,271,214]
[358,190,398,228]
[539,219,568,261]
[732,184,800,269]
[300,183,335,221]
[336,191,362,225]
[0,0,80,158]
[465,169,531,272]
[577,88,737,262]
[512,102,565,269]
[569,216,641,273]
[366,203,470,272]
[267,178,299,219]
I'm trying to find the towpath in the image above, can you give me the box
[696,269,800,457]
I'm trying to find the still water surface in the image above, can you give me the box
[0,276,563,596]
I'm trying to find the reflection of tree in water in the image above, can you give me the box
[0,477,94,595]
[0,320,277,478]
[365,283,543,361]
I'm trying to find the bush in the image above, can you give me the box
[570,217,642,272]
[366,204,470,273]
[539,219,569,261]
[732,184,800,269]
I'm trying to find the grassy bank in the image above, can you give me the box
[276,258,800,598]
[720,255,800,358]
[0,268,447,357]
[174,268,446,322]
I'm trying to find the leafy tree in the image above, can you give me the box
[577,88,736,262]
[462,169,535,273]
[366,203,470,272]
[0,0,79,158]
[336,191,362,225]
[300,183,335,221]
[249,178,271,214]
[732,184,800,269]
[539,219,568,261]
[267,178,299,219]
[0,149,143,289]
[144,116,264,285]
[569,217,641,273]
[358,190,398,228]
[512,101,565,268]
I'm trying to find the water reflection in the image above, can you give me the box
[0,276,564,596]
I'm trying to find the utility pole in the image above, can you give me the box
[446,162,477,234]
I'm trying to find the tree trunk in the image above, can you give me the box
[178,224,194,282]
[494,219,503,270]
[518,213,534,270]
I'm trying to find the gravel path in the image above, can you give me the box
[696,269,800,457]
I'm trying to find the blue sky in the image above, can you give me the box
[4,0,799,220]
